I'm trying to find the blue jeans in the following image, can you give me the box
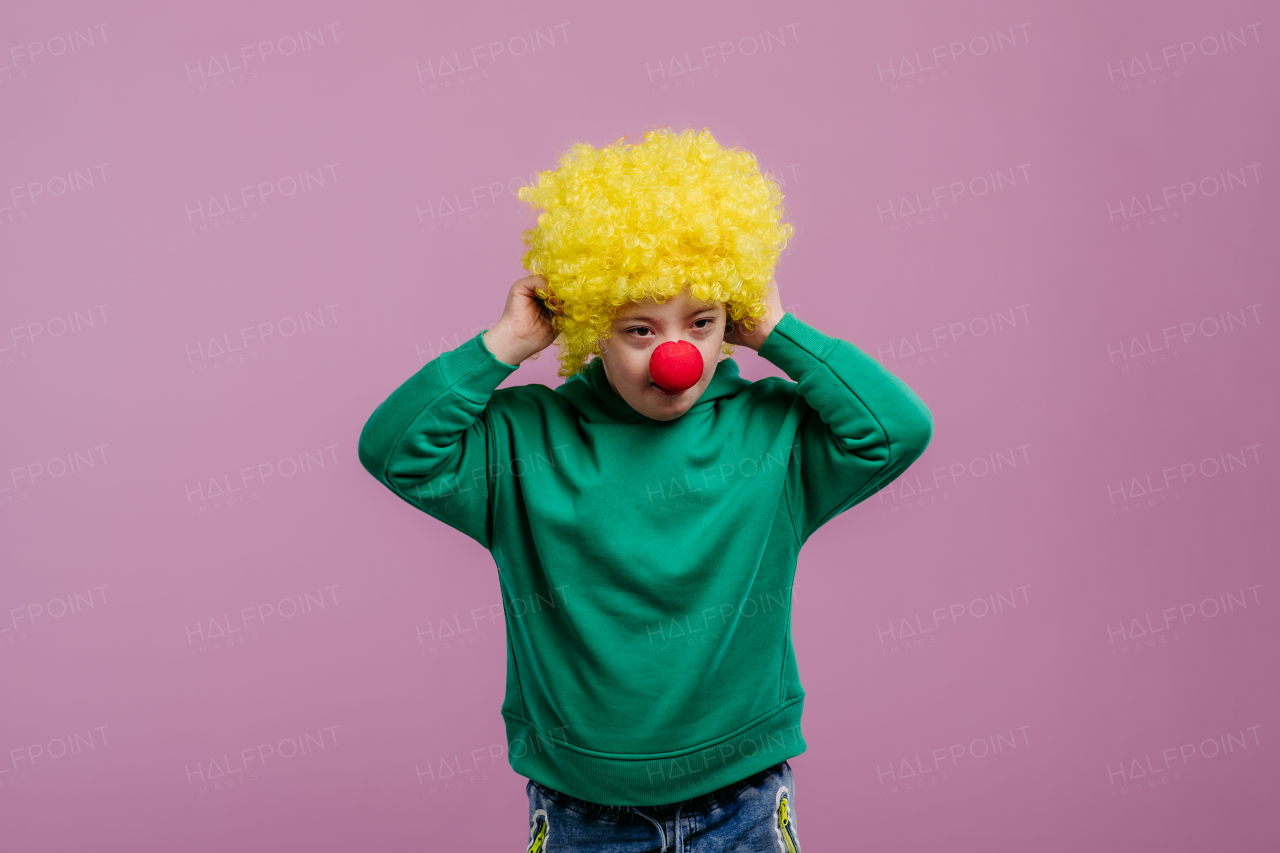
[525,760,801,852]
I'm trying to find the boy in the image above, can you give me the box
[358,129,933,851]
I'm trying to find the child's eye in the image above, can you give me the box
[626,319,714,337]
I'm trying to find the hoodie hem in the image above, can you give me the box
[504,697,807,806]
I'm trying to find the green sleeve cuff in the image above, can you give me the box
[756,312,838,381]
[439,331,521,401]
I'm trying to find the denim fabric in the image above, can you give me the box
[524,760,801,852]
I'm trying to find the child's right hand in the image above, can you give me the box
[482,275,562,365]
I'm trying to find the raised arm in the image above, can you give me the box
[757,311,934,543]
[358,276,559,548]
[357,332,519,548]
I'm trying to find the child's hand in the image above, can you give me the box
[483,275,562,365]
[724,278,785,351]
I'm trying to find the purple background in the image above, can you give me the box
[2,0,1277,849]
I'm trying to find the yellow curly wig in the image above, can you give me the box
[517,127,795,378]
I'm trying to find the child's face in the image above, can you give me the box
[598,285,727,422]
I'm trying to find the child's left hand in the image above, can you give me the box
[724,278,785,351]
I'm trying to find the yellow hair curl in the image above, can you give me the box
[517,126,795,378]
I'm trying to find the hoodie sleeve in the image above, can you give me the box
[357,331,520,550]
[756,311,933,544]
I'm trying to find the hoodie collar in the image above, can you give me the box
[556,354,748,424]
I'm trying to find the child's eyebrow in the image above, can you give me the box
[619,307,718,324]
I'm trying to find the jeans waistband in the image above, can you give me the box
[531,760,785,816]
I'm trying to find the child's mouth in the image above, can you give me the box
[650,381,681,397]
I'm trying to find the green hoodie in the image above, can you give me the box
[358,311,932,806]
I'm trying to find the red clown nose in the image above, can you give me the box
[649,340,704,393]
